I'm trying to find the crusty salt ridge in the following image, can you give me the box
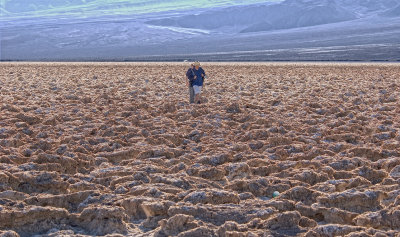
[0,62,399,237]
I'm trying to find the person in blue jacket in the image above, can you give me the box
[192,61,206,104]
[185,63,195,104]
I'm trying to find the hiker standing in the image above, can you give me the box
[192,61,206,104]
[186,63,195,104]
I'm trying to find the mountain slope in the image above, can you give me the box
[1,0,278,18]
[1,0,400,61]
[241,0,357,33]
[336,0,399,15]
[2,0,94,14]
[381,4,400,17]
[147,5,272,30]
[147,0,357,33]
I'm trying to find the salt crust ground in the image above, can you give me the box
[0,62,399,236]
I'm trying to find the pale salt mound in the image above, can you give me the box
[0,62,399,237]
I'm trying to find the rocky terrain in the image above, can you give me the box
[0,62,399,237]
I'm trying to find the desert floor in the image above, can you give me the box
[0,62,399,237]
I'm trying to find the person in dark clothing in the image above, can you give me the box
[192,61,206,104]
[186,63,195,104]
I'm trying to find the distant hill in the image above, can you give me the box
[241,0,357,33]
[337,0,399,15]
[381,4,400,17]
[2,0,94,13]
[1,0,276,17]
[148,0,386,34]
[1,0,400,61]
[147,5,272,30]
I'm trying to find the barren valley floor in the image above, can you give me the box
[0,63,399,236]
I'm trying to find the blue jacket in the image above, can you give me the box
[186,67,195,86]
[192,67,205,86]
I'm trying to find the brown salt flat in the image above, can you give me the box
[0,62,399,237]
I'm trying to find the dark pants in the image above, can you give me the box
[189,86,194,104]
